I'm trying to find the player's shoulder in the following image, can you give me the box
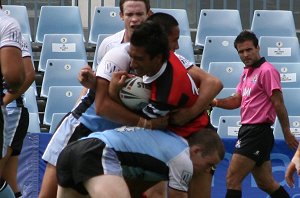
[0,10,21,33]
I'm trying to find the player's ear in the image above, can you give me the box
[190,145,202,156]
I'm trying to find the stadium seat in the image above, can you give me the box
[195,9,242,47]
[2,5,32,41]
[92,34,113,71]
[259,36,300,63]
[200,36,240,71]
[43,86,82,125]
[251,10,296,38]
[23,86,39,114]
[38,34,87,72]
[28,113,41,133]
[176,35,195,64]
[272,62,300,88]
[217,116,241,138]
[210,88,240,128]
[208,62,244,88]
[88,6,123,44]
[282,88,300,116]
[273,116,300,140]
[49,113,67,134]
[41,59,86,98]
[152,8,191,37]
[35,6,85,43]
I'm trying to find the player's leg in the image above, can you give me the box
[225,153,255,197]
[39,163,58,198]
[252,161,289,197]
[2,156,20,196]
[57,185,89,198]
[143,181,167,198]
[84,175,130,198]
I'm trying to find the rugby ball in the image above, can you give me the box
[119,76,151,111]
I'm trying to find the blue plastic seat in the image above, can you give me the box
[23,86,39,114]
[43,86,82,125]
[272,62,300,88]
[195,9,242,47]
[208,62,244,88]
[259,36,300,63]
[2,5,32,41]
[210,88,240,128]
[273,116,300,140]
[251,10,296,38]
[92,34,113,71]
[35,6,85,43]
[176,35,195,64]
[152,8,191,37]
[38,34,87,72]
[88,6,123,44]
[28,113,41,133]
[282,88,300,116]
[49,113,67,134]
[200,36,240,71]
[217,116,241,138]
[41,59,86,97]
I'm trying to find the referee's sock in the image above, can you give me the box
[225,189,242,198]
[270,186,290,198]
[0,178,15,198]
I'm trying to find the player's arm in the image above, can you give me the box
[211,92,242,109]
[170,66,223,126]
[270,89,298,150]
[1,46,24,93]
[3,56,34,105]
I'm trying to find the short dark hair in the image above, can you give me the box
[234,30,259,49]
[187,128,225,160]
[130,20,169,62]
[119,0,150,14]
[147,12,178,34]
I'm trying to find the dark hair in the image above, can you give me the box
[119,0,150,14]
[187,128,225,160]
[147,12,178,34]
[130,20,169,62]
[234,30,259,49]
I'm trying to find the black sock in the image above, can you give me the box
[15,191,22,198]
[0,178,6,191]
[270,186,290,198]
[225,189,242,198]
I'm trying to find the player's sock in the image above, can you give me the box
[15,191,22,198]
[225,189,242,198]
[270,186,289,198]
[0,178,15,198]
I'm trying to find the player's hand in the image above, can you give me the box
[284,132,299,150]
[109,71,131,100]
[138,116,169,130]
[78,66,96,89]
[285,162,297,188]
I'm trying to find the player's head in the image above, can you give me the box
[129,21,169,76]
[147,12,180,51]
[187,129,225,175]
[119,0,151,36]
[234,30,261,66]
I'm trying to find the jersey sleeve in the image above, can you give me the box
[0,17,22,49]
[21,36,31,58]
[167,148,193,192]
[174,52,194,69]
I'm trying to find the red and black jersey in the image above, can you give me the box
[144,51,209,137]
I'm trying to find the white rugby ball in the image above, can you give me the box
[119,76,151,111]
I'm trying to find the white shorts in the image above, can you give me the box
[42,113,80,166]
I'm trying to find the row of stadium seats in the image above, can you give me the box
[2,5,298,46]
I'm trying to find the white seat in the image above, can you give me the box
[28,113,40,133]
[217,116,241,138]
[176,35,195,64]
[272,62,300,88]
[49,113,67,134]
[273,116,300,140]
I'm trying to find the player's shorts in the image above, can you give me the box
[0,106,5,158]
[234,123,274,166]
[42,113,91,166]
[5,106,29,156]
[56,138,122,195]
